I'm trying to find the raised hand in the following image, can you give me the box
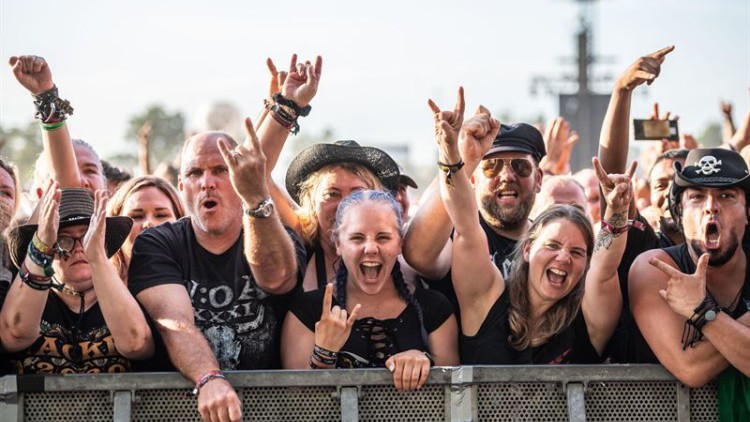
[281,54,322,108]
[593,157,636,214]
[541,117,579,175]
[265,58,287,100]
[459,105,500,166]
[384,349,431,391]
[652,254,709,319]
[720,100,733,117]
[428,87,465,162]
[36,180,61,248]
[8,55,54,95]
[617,45,674,91]
[314,283,361,353]
[82,190,109,263]
[217,117,268,206]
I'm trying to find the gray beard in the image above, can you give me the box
[480,196,532,231]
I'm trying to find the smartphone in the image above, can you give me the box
[633,119,679,141]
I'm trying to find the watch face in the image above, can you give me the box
[705,309,717,321]
[259,203,273,217]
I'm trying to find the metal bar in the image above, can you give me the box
[112,390,132,422]
[339,387,359,422]
[566,383,586,422]
[471,364,677,383]
[0,375,19,422]
[6,365,677,393]
[449,366,475,422]
[676,383,691,422]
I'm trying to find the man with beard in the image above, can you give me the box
[403,93,544,319]
[629,148,750,387]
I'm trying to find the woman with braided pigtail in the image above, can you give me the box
[282,190,458,391]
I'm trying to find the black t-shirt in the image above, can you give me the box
[631,243,750,363]
[290,288,453,367]
[607,213,671,363]
[11,293,130,374]
[425,213,518,325]
[460,289,601,365]
[128,217,306,371]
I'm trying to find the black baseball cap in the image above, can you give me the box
[483,123,546,163]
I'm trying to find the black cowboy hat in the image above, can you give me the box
[668,148,750,226]
[8,188,133,270]
[285,140,401,204]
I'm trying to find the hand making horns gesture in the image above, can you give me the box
[592,157,637,214]
[217,117,269,205]
[314,283,362,355]
[428,87,466,162]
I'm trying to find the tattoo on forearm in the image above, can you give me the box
[609,212,627,228]
[594,212,627,252]
[594,230,613,252]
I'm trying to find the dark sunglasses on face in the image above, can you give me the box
[482,158,534,179]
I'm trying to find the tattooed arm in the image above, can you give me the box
[582,159,637,355]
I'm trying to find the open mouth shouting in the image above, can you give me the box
[360,261,383,283]
[200,197,219,212]
[546,267,568,288]
[704,221,721,250]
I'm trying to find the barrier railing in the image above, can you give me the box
[0,365,717,421]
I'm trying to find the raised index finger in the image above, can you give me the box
[648,257,683,278]
[453,86,465,117]
[243,117,260,150]
[648,45,675,61]
[591,157,612,187]
[625,160,638,179]
[321,283,334,320]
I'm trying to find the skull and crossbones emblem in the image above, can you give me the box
[695,156,722,175]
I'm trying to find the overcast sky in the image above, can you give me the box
[1,0,748,172]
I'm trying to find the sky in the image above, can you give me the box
[1,0,748,180]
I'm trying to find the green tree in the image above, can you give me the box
[0,121,43,187]
[696,121,723,148]
[125,105,186,170]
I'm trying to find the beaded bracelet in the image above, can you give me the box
[27,239,55,277]
[192,370,225,396]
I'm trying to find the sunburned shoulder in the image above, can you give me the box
[629,248,674,291]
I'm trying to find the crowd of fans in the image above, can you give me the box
[0,47,748,421]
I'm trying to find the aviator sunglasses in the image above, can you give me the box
[482,158,534,179]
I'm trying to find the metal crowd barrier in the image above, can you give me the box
[0,365,717,421]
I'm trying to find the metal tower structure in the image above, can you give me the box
[531,0,614,172]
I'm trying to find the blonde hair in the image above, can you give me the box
[506,205,594,350]
[107,176,185,281]
[296,163,383,247]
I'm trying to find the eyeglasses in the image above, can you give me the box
[482,158,534,179]
[56,235,85,257]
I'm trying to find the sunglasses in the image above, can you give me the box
[482,158,534,179]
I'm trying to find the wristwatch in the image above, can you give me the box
[704,306,721,323]
[244,197,274,218]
